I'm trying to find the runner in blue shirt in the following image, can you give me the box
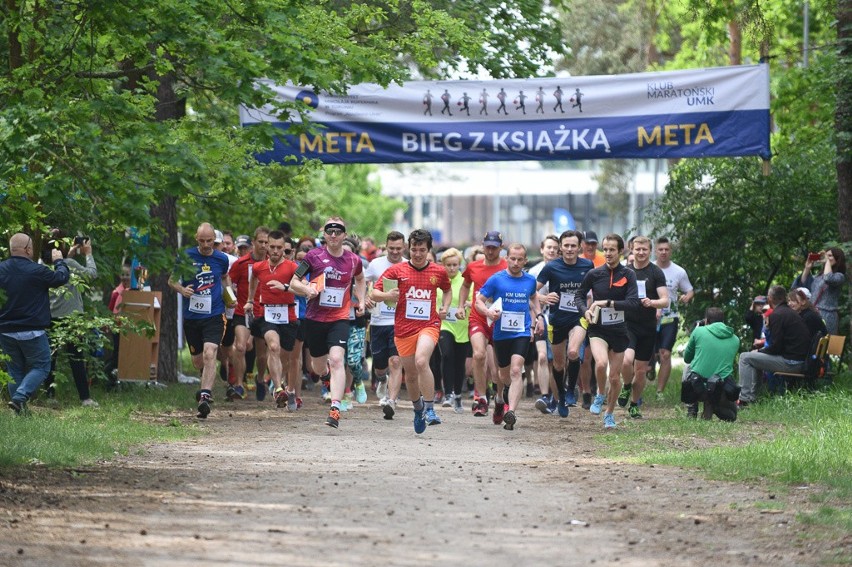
[476,244,544,431]
[536,230,594,416]
[169,223,232,419]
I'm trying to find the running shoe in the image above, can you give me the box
[326,407,341,428]
[617,384,632,408]
[603,413,617,429]
[382,398,396,420]
[274,388,288,409]
[233,385,245,399]
[425,407,442,425]
[434,391,444,405]
[472,396,488,417]
[379,395,389,407]
[376,379,388,400]
[535,395,552,414]
[503,410,517,431]
[295,397,303,409]
[225,385,238,401]
[321,385,331,403]
[628,403,642,419]
[442,393,454,408]
[557,398,569,418]
[546,396,558,414]
[453,395,463,413]
[340,397,353,412]
[656,391,665,402]
[413,407,427,434]
[581,393,592,410]
[565,389,578,407]
[255,376,267,401]
[492,401,506,425]
[686,403,699,418]
[354,383,368,404]
[197,392,212,419]
[590,394,605,415]
[287,391,297,412]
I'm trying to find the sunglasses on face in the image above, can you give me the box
[324,229,344,236]
[283,249,293,254]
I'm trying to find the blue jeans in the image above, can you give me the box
[738,350,804,403]
[0,333,53,403]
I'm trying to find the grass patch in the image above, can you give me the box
[0,381,203,468]
[601,369,852,553]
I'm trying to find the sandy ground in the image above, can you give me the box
[0,387,845,566]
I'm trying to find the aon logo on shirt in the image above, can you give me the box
[406,288,433,299]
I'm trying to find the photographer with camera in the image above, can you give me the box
[793,248,847,335]
[1,233,70,415]
[43,230,100,407]
[682,307,740,421]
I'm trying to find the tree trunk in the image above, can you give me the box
[151,69,186,382]
[728,20,741,65]
[838,0,851,242]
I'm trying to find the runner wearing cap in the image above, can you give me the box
[456,230,507,419]
[581,231,606,268]
[289,217,366,429]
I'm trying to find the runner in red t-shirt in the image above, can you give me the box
[228,228,269,400]
[456,231,508,417]
[246,230,299,410]
[372,229,452,434]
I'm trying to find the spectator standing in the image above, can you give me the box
[0,233,70,414]
[45,235,99,407]
[793,248,847,334]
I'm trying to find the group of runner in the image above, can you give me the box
[171,219,693,433]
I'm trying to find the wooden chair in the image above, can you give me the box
[824,335,847,378]
[774,335,829,390]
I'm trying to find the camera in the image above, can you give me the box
[74,235,88,245]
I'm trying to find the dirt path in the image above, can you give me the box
[0,393,833,566]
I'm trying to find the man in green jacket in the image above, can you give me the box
[683,307,740,421]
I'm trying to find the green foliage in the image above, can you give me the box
[648,145,837,326]
[0,0,562,279]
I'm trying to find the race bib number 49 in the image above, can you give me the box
[189,294,212,314]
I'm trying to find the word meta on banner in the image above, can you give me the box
[239,65,770,165]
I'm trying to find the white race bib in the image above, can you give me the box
[405,299,430,320]
[379,302,396,316]
[264,304,289,324]
[500,311,525,332]
[558,292,578,312]
[189,294,212,314]
[637,280,647,299]
[319,287,344,308]
[444,309,458,323]
[601,307,625,326]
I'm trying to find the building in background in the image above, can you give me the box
[375,160,668,249]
